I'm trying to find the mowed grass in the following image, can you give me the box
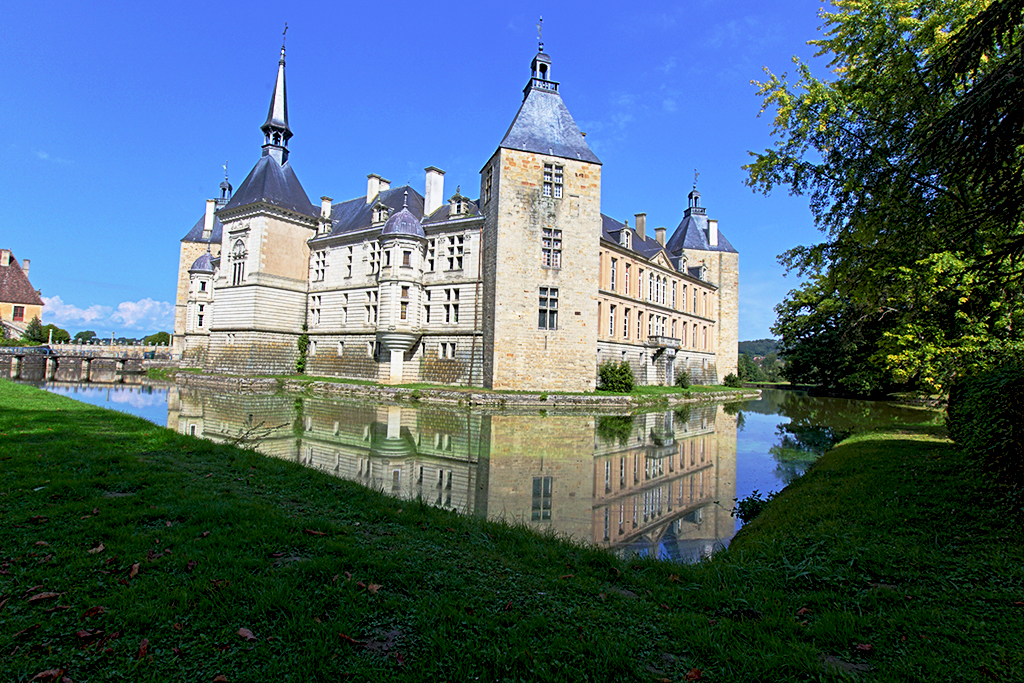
[1,380,1022,682]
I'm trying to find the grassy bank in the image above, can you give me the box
[2,381,1021,681]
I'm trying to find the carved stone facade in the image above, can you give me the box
[173,43,739,390]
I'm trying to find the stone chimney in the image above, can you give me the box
[707,219,719,247]
[635,213,646,242]
[202,199,216,239]
[22,259,30,279]
[367,174,391,203]
[0,249,9,267]
[320,196,333,234]
[424,167,445,217]
[655,227,666,246]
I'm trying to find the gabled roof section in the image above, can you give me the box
[221,155,317,217]
[499,82,601,164]
[0,251,44,306]
[422,198,482,225]
[315,186,426,239]
[181,214,224,244]
[665,210,738,256]
[600,214,668,262]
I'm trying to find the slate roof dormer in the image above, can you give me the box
[497,49,601,164]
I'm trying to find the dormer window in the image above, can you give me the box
[372,202,390,225]
[449,188,468,217]
[620,230,631,250]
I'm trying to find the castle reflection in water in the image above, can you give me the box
[168,389,738,562]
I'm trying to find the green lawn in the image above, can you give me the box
[1,380,1021,681]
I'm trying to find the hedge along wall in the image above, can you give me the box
[946,362,1024,487]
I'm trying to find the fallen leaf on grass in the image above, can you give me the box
[29,669,64,682]
[15,624,41,639]
[854,643,874,654]
[366,583,381,595]
[28,592,63,604]
[28,516,49,525]
[173,647,184,657]
[212,676,228,682]
[43,605,71,613]
[238,628,258,642]
[76,629,98,642]
[685,668,703,681]
[303,529,326,536]
[339,633,363,645]
[796,607,812,616]
[81,606,105,620]
[187,560,198,573]
[199,531,211,539]
[88,543,105,554]
[173,622,183,631]
[0,597,8,610]
[137,638,149,659]
[35,541,50,547]
[559,574,575,580]
[129,563,140,579]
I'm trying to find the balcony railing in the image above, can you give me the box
[647,335,681,349]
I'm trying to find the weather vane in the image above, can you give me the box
[537,16,544,52]
[282,22,288,48]
[693,169,700,190]
[223,161,229,182]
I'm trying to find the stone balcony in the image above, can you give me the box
[647,335,682,350]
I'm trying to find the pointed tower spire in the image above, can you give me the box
[261,25,292,164]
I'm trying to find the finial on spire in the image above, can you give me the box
[537,16,544,52]
[693,169,700,190]
[279,23,288,63]
[403,189,408,208]
[223,161,229,182]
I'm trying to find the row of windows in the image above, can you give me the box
[605,257,712,316]
[302,339,458,359]
[599,302,711,348]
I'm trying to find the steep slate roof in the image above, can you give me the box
[422,199,482,224]
[315,186,426,239]
[499,78,601,164]
[664,208,738,255]
[221,155,317,217]
[0,251,44,306]
[600,214,669,261]
[180,213,224,244]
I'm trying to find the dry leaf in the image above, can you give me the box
[81,606,105,620]
[88,543,105,554]
[339,633,363,645]
[366,583,381,595]
[303,529,325,536]
[213,676,228,682]
[28,516,49,524]
[129,563,140,579]
[137,638,149,659]
[685,668,703,681]
[238,627,258,642]
[30,669,64,682]
[35,541,50,547]
[796,607,812,616]
[28,592,62,603]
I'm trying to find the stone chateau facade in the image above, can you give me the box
[173,41,739,392]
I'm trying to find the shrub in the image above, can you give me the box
[598,361,635,392]
[675,370,691,389]
[946,361,1024,487]
[723,373,743,388]
[596,415,634,445]
[731,489,778,523]
[296,326,310,374]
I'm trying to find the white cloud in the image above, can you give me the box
[42,295,173,333]
[110,298,174,330]
[36,150,49,160]
[663,98,678,112]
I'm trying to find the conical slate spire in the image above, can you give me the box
[261,40,292,164]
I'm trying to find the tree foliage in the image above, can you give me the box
[74,330,97,343]
[749,0,1024,395]
[598,361,635,392]
[143,331,170,345]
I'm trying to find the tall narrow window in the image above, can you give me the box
[531,476,553,521]
[541,228,562,268]
[484,165,493,204]
[231,239,246,286]
[310,295,322,327]
[346,246,353,278]
[543,163,563,198]
[637,312,643,340]
[608,304,616,336]
[538,287,558,329]
[312,250,327,281]
[624,264,631,295]
[427,238,436,272]
[445,288,460,324]
[693,287,698,312]
[402,250,411,267]
[672,282,677,309]
[610,258,617,291]
[623,308,630,338]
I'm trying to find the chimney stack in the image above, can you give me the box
[321,196,333,218]
[424,166,445,217]
[707,219,719,247]
[22,259,30,279]
[635,213,646,241]
[0,249,9,267]
[366,174,390,203]
[655,227,666,246]
[202,199,216,239]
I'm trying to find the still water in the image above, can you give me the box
[32,382,933,562]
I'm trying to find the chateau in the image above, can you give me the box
[172,41,738,392]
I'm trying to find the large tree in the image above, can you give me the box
[749,0,1024,394]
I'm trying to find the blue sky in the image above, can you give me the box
[1,0,827,341]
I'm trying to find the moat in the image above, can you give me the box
[27,382,931,562]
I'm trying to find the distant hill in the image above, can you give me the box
[739,339,779,357]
